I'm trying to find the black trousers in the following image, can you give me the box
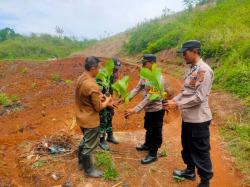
[181,120,213,180]
[144,109,165,154]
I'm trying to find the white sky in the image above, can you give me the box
[0,0,184,39]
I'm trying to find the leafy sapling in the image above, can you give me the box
[96,59,115,96]
[111,75,130,105]
[139,64,167,101]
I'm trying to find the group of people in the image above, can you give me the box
[75,40,214,187]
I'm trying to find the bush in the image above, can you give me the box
[124,0,250,99]
[0,93,12,106]
[0,30,97,60]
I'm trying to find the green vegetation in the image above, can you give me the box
[112,76,130,104]
[65,79,73,85]
[31,82,37,89]
[51,73,61,82]
[95,151,119,181]
[0,93,12,106]
[140,64,166,101]
[10,95,18,102]
[31,160,46,169]
[21,67,28,75]
[0,93,19,107]
[124,0,250,99]
[96,60,115,93]
[0,28,97,60]
[220,112,250,181]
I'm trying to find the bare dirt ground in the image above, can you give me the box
[0,57,248,187]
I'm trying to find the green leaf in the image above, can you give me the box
[105,60,115,78]
[149,93,161,101]
[112,76,130,105]
[139,64,165,100]
[96,60,115,91]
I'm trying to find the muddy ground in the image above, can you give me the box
[0,57,248,187]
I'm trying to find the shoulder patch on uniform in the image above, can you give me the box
[197,70,206,82]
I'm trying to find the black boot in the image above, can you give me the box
[141,148,158,164]
[136,143,150,151]
[82,155,103,178]
[99,135,109,151]
[107,131,119,144]
[197,179,210,187]
[173,166,196,181]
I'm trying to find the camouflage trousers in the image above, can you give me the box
[99,108,114,136]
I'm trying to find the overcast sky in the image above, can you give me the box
[0,0,184,39]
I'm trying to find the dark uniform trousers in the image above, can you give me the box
[181,120,213,180]
[144,109,165,154]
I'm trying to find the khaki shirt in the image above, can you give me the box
[174,59,214,123]
[75,72,102,128]
[129,76,167,113]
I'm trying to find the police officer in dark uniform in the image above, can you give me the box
[168,41,214,187]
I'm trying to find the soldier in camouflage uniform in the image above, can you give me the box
[97,57,121,150]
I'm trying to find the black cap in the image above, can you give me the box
[137,54,156,64]
[178,40,201,53]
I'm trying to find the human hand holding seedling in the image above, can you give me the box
[167,99,177,109]
[101,94,112,109]
[124,108,136,119]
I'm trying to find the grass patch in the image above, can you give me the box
[51,73,61,82]
[95,151,119,181]
[31,82,37,89]
[10,95,18,102]
[21,67,28,75]
[31,160,47,169]
[65,79,73,85]
[220,110,250,182]
[0,93,12,106]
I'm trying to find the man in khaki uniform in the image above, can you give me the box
[168,41,214,187]
[125,54,166,164]
[75,56,112,178]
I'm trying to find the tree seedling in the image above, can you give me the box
[96,59,115,95]
[140,63,167,101]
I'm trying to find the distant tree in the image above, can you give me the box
[197,0,209,5]
[183,0,195,11]
[55,26,64,38]
[0,28,19,41]
[183,0,210,11]
[162,7,172,17]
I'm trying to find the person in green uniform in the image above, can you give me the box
[97,57,121,150]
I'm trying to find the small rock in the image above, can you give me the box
[62,181,73,187]
[27,154,35,160]
[51,173,61,181]
[41,110,46,117]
